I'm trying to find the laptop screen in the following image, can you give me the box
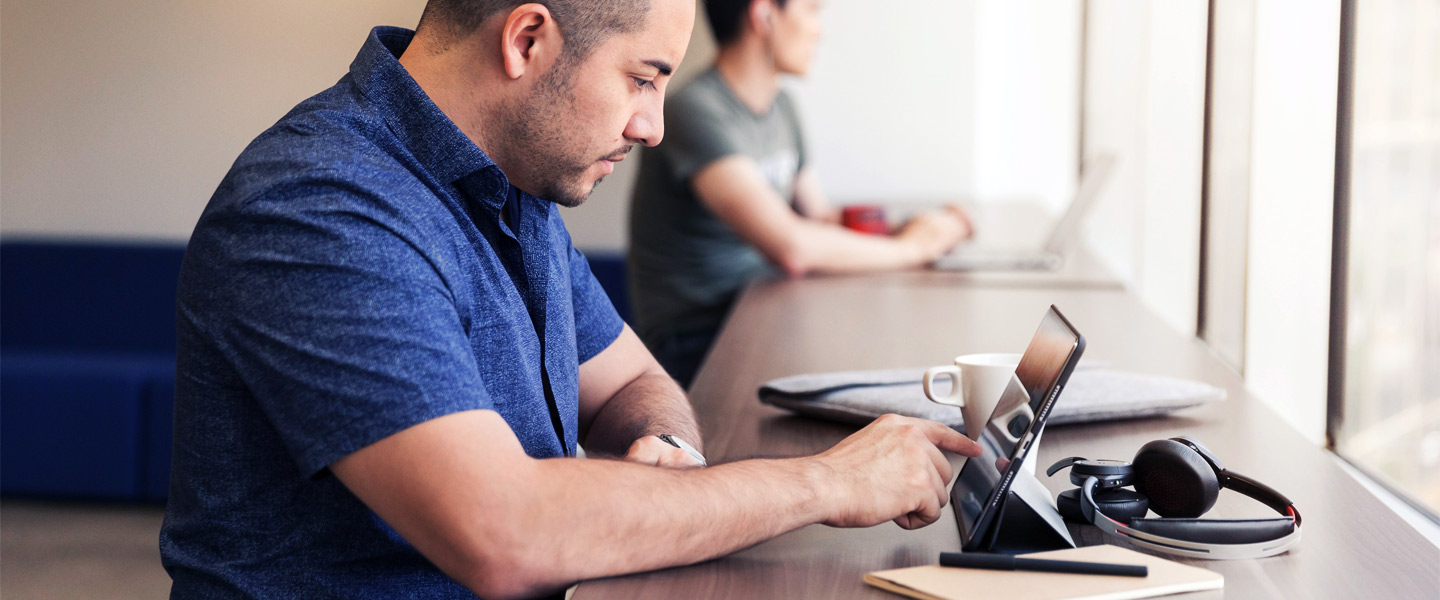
[1042,153,1116,255]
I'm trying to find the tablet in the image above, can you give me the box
[952,305,1085,552]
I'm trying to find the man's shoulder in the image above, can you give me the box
[232,87,409,196]
[192,81,461,271]
[199,86,453,243]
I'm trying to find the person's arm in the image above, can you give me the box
[577,324,704,467]
[692,156,968,276]
[791,167,839,224]
[332,411,978,600]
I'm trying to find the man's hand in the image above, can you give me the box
[896,209,971,263]
[811,414,982,530]
[942,203,975,239]
[624,435,706,469]
[693,157,977,275]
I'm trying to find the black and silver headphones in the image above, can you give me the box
[1046,436,1301,559]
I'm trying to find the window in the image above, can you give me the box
[1330,0,1440,519]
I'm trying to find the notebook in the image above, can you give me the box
[863,545,1223,600]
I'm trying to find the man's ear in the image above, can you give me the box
[748,0,776,36]
[499,3,564,80]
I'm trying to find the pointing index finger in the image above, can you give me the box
[921,419,982,457]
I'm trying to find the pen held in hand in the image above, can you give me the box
[939,552,1149,578]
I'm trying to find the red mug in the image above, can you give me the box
[841,205,887,235]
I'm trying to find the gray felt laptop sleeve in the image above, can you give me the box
[758,368,1224,433]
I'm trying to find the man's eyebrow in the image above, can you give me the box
[644,60,674,76]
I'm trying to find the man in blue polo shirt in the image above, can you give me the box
[162,1,980,598]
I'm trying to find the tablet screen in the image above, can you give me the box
[952,306,1083,550]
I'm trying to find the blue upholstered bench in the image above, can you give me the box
[1,242,183,500]
[0,241,628,502]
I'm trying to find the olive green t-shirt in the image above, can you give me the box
[627,68,807,346]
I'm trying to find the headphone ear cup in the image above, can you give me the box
[1057,488,1086,522]
[1132,439,1221,518]
[1059,488,1150,524]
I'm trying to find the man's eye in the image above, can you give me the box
[633,77,656,90]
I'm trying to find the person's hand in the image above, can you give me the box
[942,204,975,240]
[811,414,982,530]
[896,210,971,263]
[623,435,706,469]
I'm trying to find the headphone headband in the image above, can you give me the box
[1223,469,1301,525]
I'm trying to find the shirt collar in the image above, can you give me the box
[350,26,509,210]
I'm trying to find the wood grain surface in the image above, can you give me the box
[574,271,1440,599]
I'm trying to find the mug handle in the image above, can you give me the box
[922,365,965,407]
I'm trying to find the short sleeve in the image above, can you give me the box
[181,181,490,477]
[659,92,746,182]
[558,226,624,364]
[778,90,809,171]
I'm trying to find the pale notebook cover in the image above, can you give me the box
[863,545,1222,600]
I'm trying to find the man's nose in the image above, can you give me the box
[624,101,665,147]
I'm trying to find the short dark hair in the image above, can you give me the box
[418,0,650,59]
[705,0,788,46]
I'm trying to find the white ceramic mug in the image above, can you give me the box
[922,353,1022,440]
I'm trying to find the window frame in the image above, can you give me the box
[1324,0,1440,526]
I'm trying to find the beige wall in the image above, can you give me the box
[2,1,1083,254]
[0,0,714,252]
[1,0,429,242]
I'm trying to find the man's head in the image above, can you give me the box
[705,0,823,76]
[409,0,695,206]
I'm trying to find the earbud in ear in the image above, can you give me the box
[1132,439,1222,518]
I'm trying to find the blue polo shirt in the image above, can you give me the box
[160,27,624,598]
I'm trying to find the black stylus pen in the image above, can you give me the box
[939,552,1148,577]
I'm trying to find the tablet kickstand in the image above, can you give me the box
[984,471,1077,555]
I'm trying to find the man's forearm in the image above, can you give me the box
[783,220,928,275]
[480,414,973,598]
[498,455,825,595]
[582,371,703,456]
[335,411,977,600]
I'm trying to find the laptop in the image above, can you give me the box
[933,153,1116,271]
